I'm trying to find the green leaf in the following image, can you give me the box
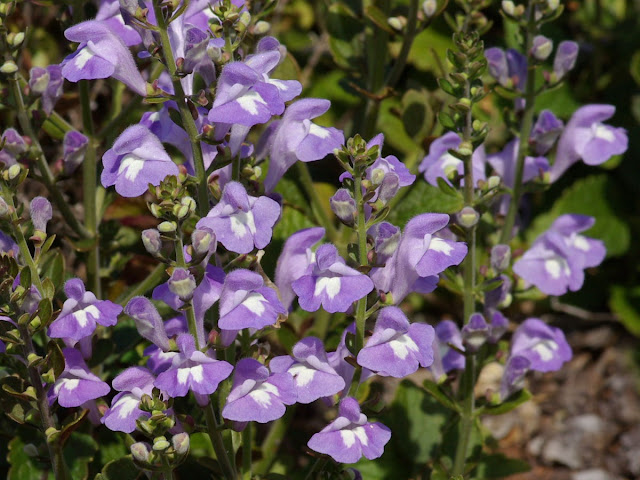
[96,457,139,480]
[399,28,452,73]
[609,285,640,336]
[423,379,460,412]
[364,5,395,34]
[473,453,530,479]
[8,437,48,480]
[60,432,98,480]
[478,389,532,416]
[389,182,465,226]
[40,252,64,295]
[401,89,434,140]
[47,341,65,377]
[527,175,630,257]
[630,50,640,86]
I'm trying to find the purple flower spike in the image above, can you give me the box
[418,132,486,187]
[222,358,296,423]
[218,269,285,331]
[63,131,89,175]
[48,278,122,341]
[461,313,489,352]
[513,214,605,296]
[553,41,579,80]
[510,318,571,372]
[275,227,325,310]
[270,337,345,404]
[500,355,530,400]
[50,348,110,407]
[530,110,564,156]
[0,128,27,166]
[154,334,233,399]
[430,320,465,382]
[62,21,147,96]
[101,125,179,197]
[291,244,374,313]
[102,367,156,433]
[307,397,391,464]
[550,104,628,182]
[29,65,64,114]
[357,307,435,378]
[125,296,170,351]
[30,197,52,233]
[259,98,344,191]
[196,182,281,254]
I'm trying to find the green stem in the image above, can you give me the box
[253,407,295,475]
[153,1,209,217]
[79,80,101,298]
[385,0,419,89]
[499,2,538,244]
[353,170,369,355]
[116,263,166,306]
[295,162,339,242]
[452,355,476,477]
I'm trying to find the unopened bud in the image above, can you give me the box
[172,432,190,455]
[387,16,405,31]
[142,229,162,256]
[0,197,9,219]
[422,0,437,17]
[254,20,270,35]
[370,168,385,186]
[130,442,151,463]
[0,61,18,74]
[330,188,357,226]
[168,268,197,302]
[378,173,399,204]
[158,221,177,233]
[487,175,500,190]
[153,436,170,451]
[12,32,25,47]
[490,244,511,272]
[238,10,251,27]
[23,443,39,457]
[547,0,560,11]
[191,228,215,256]
[30,197,52,233]
[457,140,473,157]
[457,206,479,228]
[501,0,516,16]
[531,35,553,61]
[462,312,489,352]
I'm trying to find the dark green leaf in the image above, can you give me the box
[401,89,433,140]
[609,285,640,336]
[40,253,64,296]
[96,457,140,480]
[423,379,460,412]
[478,389,531,415]
[47,341,65,377]
[364,5,395,34]
[390,182,465,226]
[438,111,456,129]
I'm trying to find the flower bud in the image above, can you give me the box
[462,313,489,352]
[530,110,563,155]
[487,175,501,190]
[12,32,25,47]
[490,244,511,272]
[168,268,197,302]
[238,11,251,27]
[191,228,216,256]
[0,197,10,219]
[531,35,553,61]
[62,131,88,175]
[125,296,170,351]
[171,432,190,455]
[553,41,579,80]
[130,442,151,463]
[330,188,357,226]
[158,221,177,233]
[254,20,271,35]
[501,0,515,16]
[153,436,170,451]
[377,173,399,204]
[142,229,162,256]
[488,311,509,343]
[547,0,560,11]
[387,16,405,31]
[30,197,52,234]
[370,168,385,186]
[457,206,479,229]
[1,61,18,74]
[422,0,437,17]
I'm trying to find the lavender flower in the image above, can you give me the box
[62,131,89,175]
[530,110,564,156]
[484,48,527,91]
[430,320,465,382]
[49,348,110,407]
[125,296,171,351]
[0,129,27,166]
[461,313,489,352]
[270,337,345,404]
[101,124,179,197]
[102,367,156,433]
[30,197,52,234]
[330,189,357,226]
[222,358,296,423]
[28,65,64,114]
[62,20,147,96]
[553,41,579,80]
[500,355,530,400]
[291,244,374,313]
[419,132,486,187]
[357,307,435,378]
[307,397,391,464]
[513,214,605,296]
[48,279,122,341]
[274,227,325,310]
[196,182,281,254]
[550,104,628,182]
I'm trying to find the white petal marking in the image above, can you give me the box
[177,368,191,385]
[190,364,204,383]
[308,123,331,139]
[572,235,590,252]
[429,237,454,255]
[593,123,615,142]
[116,395,140,419]
[340,429,356,448]
[62,378,80,392]
[314,276,341,299]
[236,90,267,116]
[118,154,145,181]
[242,292,267,315]
[288,363,315,387]
[389,334,419,360]
[533,340,558,361]
[353,426,369,446]
[74,47,96,69]
[230,210,257,238]
[74,305,100,328]
[249,382,279,407]
[544,257,569,279]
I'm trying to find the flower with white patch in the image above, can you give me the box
[218,269,286,333]
[270,337,345,404]
[154,334,233,401]
[101,125,179,197]
[307,397,391,464]
[61,20,147,96]
[419,132,486,187]
[222,358,296,423]
[48,278,122,342]
[49,348,111,408]
[291,244,373,313]
[0,128,27,166]
[509,318,572,372]
[513,214,605,296]
[102,367,157,433]
[429,320,466,383]
[196,182,281,254]
[357,307,434,378]
[550,104,628,182]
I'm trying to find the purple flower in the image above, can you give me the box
[357,307,435,378]
[48,279,122,341]
[484,48,527,91]
[370,214,467,304]
[530,110,564,156]
[307,397,391,464]
[291,244,374,313]
[330,189,357,226]
[0,128,27,166]
[366,134,416,189]
[95,0,142,47]
[218,269,285,332]
[125,296,171,351]
[0,230,17,257]
[500,355,530,400]
[196,182,281,254]
[419,132,486,187]
[369,222,401,265]
[101,124,179,197]
[28,65,64,114]
[258,98,344,191]
[102,367,156,433]
[270,337,345,404]
[510,318,572,372]
[30,197,52,233]
[553,41,579,80]
[62,20,147,96]
[62,131,89,175]
[461,313,489,352]
[222,358,296,423]
[154,334,233,401]
[328,323,373,393]
[274,227,325,310]
[430,320,465,382]
[513,214,605,296]
[550,105,628,182]
[49,348,110,407]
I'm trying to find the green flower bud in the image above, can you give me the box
[457,206,479,228]
[487,175,501,190]
[158,221,177,233]
[387,16,405,31]
[131,442,151,463]
[0,61,18,74]
[254,20,270,35]
[501,0,516,16]
[172,433,190,456]
[12,32,25,47]
[422,0,437,17]
[153,436,171,451]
